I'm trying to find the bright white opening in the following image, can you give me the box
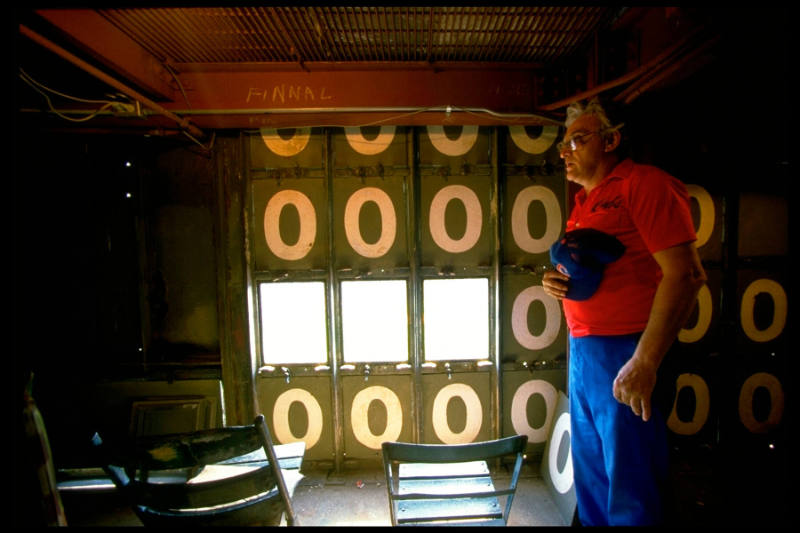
[341,280,409,363]
[259,282,328,364]
[423,278,489,361]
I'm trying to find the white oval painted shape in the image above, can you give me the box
[678,284,713,343]
[428,184,483,253]
[344,126,396,155]
[510,185,562,254]
[510,379,558,444]
[686,184,715,249]
[272,388,324,449]
[667,373,711,436]
[431,383,483,444]
[740,279,787,342]
[350,386,403,449]
[426,125,479,156]
[738,372,784,434]
[264,189,317,260]
[260,127,312,156]
[344,187,397,258]
[508,125,559,154]
[511,286,561,350]
[548,411,574,495]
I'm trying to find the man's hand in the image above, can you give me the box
[612,242,706,422]
[612,357,658,421]
[542,269,571,300]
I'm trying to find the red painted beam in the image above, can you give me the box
[171,69,541,113]
[36,9,176,101]
[182,110,558,129]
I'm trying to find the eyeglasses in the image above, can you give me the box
[556,131,601,153]
[557,124,624,153]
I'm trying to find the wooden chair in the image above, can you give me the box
[92,414,304,526]
[381,434,528,526]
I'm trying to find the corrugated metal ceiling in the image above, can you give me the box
[97,6,621,67]
[24,6,736,133]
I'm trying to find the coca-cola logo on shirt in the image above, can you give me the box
[591,194,623,213]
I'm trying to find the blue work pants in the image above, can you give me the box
[568,333,669,526]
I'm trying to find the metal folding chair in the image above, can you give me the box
[382,434,528,526]
[93,414,304,526]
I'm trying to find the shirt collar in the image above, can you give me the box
[574,158,634,204]
[607,158,635,180]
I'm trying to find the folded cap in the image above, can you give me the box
[549,228,626,301]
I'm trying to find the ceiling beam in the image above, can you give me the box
[20,24,205,139]
[165,69,544,114]
[19,65,562,129]
[35,9,177,101]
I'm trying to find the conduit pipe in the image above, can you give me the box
[19,24,206,140]
[615,36,720,104]
[158,106,563,124]
[538,26,705,111]
[21,105,563,127]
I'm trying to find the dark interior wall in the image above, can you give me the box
[627,14,788,189]
[15,130,224,464]
[141,142,220,359]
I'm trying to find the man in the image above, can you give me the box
[542,98,707,526]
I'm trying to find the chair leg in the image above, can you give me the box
[255,415,299,526]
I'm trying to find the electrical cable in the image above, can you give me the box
[164,63,192,109]
[19,68,115,105]
[19,68,119,122]
[181,130,216,152]
[18,66,216,153]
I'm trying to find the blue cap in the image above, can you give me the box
[549,228,626,301]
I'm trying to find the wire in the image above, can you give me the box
[241,105,560,131]
[459,106,560,125]
[182,130,216,152]
[163,63,192,109]
[19,68,120,122]
[19,66,216,150]
[19,68,114,105]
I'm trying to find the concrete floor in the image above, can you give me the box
[60,462,567,527]
[289,463,566,527]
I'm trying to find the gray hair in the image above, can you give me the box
[565,97,623,133]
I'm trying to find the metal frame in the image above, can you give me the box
[246,126,564,465]
[381,434,528,526]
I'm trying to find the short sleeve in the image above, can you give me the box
[626,166,696,254]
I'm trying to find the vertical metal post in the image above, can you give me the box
[324,129,344,471]
[407,127,424,443]
[490,128,502,439]
[215,134,255,425]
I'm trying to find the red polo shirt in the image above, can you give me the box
[562,159,696,337]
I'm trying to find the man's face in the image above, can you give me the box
[559,114,606,189]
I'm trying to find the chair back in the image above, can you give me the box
[382,434,528,526]
[93,414,300,526]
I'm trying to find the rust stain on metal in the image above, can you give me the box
[148,445,179,462]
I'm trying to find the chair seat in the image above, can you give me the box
[396,475,502,524]
[382,435,528,526]
[92,415,303,526]
[219,441,306,471]
[187,463,266,484]
[399,460,489,479]
[187,464,305,495]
